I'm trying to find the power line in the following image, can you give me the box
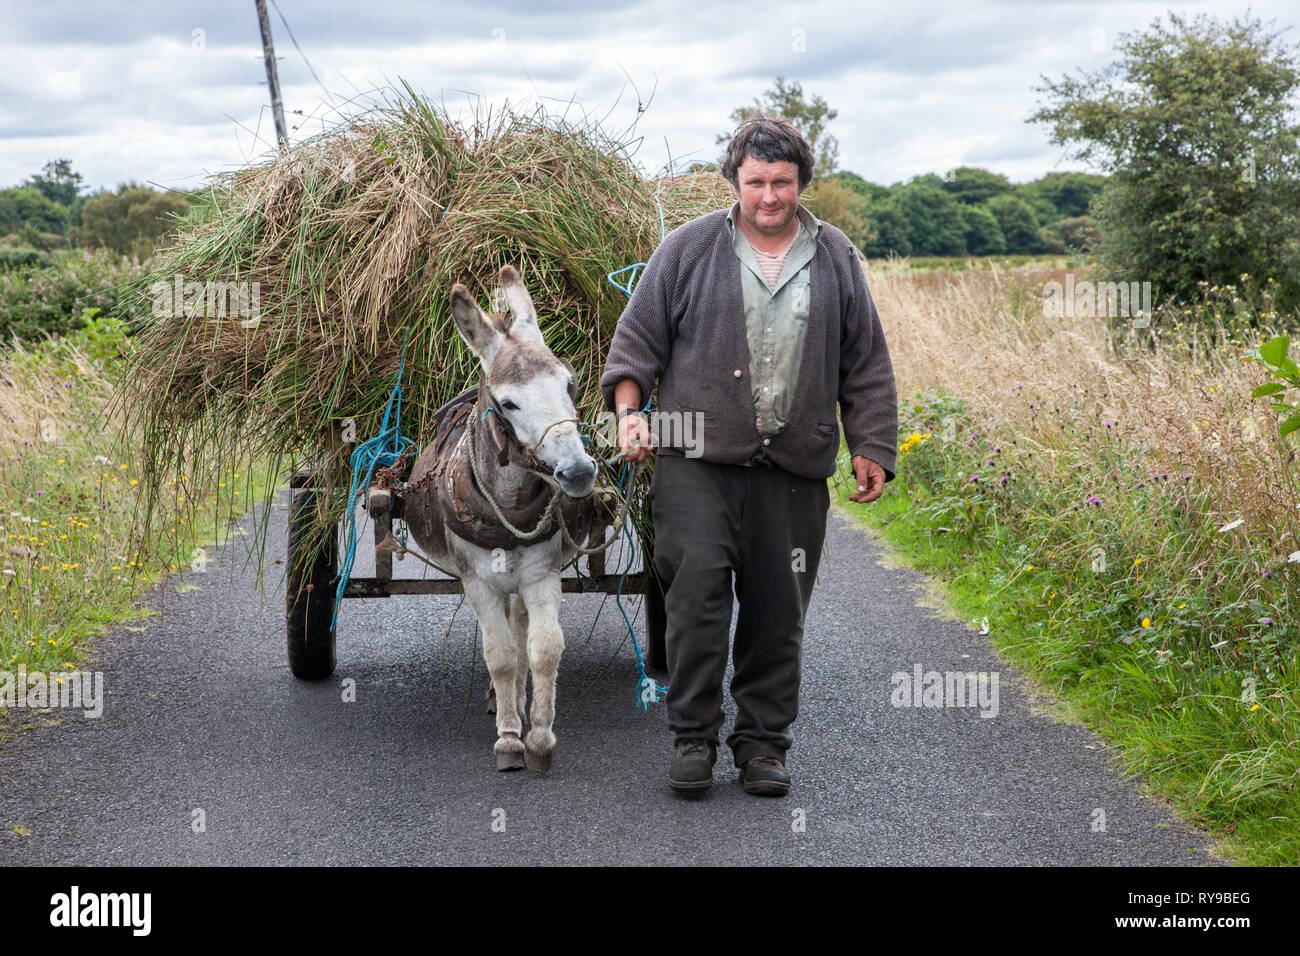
[269,0,335,106]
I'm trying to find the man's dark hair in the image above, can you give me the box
[720,116,815,191]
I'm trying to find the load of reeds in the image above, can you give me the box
[108,86,733,587]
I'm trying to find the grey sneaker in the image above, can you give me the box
[741,755,791,796]
[669,739,717,793]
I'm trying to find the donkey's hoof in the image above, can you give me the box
[524,748,552,773]
[496,750,526,771]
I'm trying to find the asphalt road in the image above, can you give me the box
[0,487,1223,865]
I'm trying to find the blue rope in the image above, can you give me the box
[605,190,665,298]
[601,188,669,708]
[611,456,668,709]
[330,332,420,631]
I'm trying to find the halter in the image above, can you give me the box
[479,383,583,486]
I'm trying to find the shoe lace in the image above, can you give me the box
[679,739,711,756]
[748,756,784,770]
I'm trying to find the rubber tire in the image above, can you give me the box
[286,489,339,679]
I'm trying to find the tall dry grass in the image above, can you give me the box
[870,266,1297,551]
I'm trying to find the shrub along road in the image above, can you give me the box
[0,489,1222,865]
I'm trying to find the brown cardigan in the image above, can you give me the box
[599,208,898,482]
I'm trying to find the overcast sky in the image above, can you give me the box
[2,0,1296,195]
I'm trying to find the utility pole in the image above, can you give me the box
[255,0,288,150]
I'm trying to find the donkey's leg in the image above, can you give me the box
[519,575,564,771]
[509,594,529,720]
[464,577,525,771]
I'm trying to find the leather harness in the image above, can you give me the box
[405,380,595,553]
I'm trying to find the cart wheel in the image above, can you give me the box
[286,489,338,679]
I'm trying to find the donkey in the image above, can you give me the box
[403,265,599,772]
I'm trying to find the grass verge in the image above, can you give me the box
[831,398,1299,866]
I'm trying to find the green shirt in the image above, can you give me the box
[725,202,823,437]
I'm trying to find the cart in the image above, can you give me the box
[282,435,668,681]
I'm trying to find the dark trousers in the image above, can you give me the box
[648,453,830,766]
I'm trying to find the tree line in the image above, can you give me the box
[0,160,191,264]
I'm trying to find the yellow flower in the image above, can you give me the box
[1133,557,1143,565]
[1177,604,1186,609]
[1141,618,1151,628]
[1249,703,1260,712]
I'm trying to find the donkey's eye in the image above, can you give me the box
[500,400,519,411]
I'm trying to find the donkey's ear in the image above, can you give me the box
[450,284,503,368]
[559,357,579,404]
[499,265,542,345]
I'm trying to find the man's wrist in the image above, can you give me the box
[617,407,648,423]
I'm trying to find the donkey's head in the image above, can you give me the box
[449,265,597,499]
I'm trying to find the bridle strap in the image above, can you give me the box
[481,382,581,480]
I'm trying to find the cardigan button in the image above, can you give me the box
[733,369,742,377]
[762,438,771,446]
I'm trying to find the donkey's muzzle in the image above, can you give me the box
[554,458,597,498]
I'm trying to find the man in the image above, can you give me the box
[599,116,898,797]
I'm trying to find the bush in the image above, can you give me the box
[0,246,52,270]
[0,248,144,344]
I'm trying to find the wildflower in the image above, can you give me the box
[1141,618,1151,628]
[1134,557,1143,565]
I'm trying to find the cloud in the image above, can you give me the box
[0,0,1294,193]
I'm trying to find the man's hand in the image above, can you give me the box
[848,455,885,503]
[617,411,654,464]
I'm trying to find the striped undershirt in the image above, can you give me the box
[752,223,802,291]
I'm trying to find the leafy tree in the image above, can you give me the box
[1014,182,1060,226]
[959,204,1007,255]
[941,167,1014,206]
[892,183,966,255]
[1031,12,1300,312]
[718,77,839,179]
[984,194,1044,253]
[0,186,69,237]
[831,170,889,201]
[1029,171,1106,220]
[70,183,190,260]
[1054,215,1103,252]
[861,200,913,258]
[802,176,870,251]
[27,159,84,210]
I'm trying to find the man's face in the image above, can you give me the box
[735,156,801,236]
